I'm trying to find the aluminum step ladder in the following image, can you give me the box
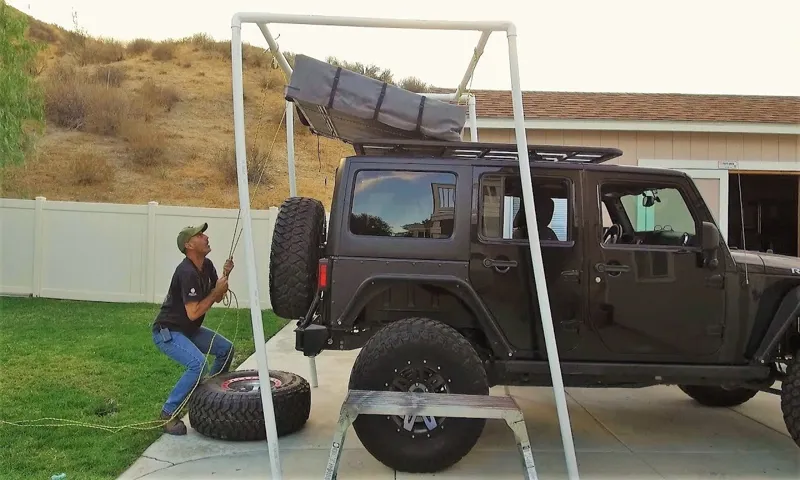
[323,389,538,479]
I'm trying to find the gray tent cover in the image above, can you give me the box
[285,54,467,143]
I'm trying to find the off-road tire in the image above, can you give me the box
[188,370,310,441]
[678,385,758,407]
[269,197,326,320]
[348,317,489,473]
[780,353,800,446]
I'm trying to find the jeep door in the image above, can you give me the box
[583,169,726,361]
[471,166,584,358]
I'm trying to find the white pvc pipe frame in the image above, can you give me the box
[230,12,579,480]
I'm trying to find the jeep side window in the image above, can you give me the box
[480,174,570,242]
[349,170,456,238]
[599,182,698,247]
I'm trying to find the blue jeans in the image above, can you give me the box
[152,326,234,416]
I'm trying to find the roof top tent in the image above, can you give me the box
[285,54,469,143]
[228,12,580,480]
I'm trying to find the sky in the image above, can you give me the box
[10,0,800,96]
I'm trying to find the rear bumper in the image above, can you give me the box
[294,323,330,356]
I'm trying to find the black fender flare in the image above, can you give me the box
[333,274,515,358]
[753,285,800,363]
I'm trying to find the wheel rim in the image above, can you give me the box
[387,363,450,437]
[220,376,282,392]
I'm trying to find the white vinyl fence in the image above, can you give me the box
[1,197,289,310]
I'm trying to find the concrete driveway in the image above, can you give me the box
[119,324,800,479]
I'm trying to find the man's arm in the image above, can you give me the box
[185,292,219,321]
[180,269,226,321]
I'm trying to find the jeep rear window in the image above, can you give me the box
[349,170,456,239]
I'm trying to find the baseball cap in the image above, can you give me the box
[177,223,208,254]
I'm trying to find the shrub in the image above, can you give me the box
[240,44,273,68]
[139,78,180,112]
[61,29,87,57]
[121,121,166,168]
[70,151,114,186]
[26,19,58,43]
[219,142,269,186]
[42,69,87,129]
[41,59,130,134]
[326,56,393,83]
[78,38,126,65]
[399,76,429,93]
[45,57,79,83]
[91,65,127,87]
[84,87,129,135]
[259,75,275,91]
[151,41,175,61]
[213,41,232,60]
[187,33,215,51]
[127,38,154,55]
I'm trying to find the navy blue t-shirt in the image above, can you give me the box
[153,257,218,336]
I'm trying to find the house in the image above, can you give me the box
[460,90,800,257]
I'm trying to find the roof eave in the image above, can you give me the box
[470,117,800,135]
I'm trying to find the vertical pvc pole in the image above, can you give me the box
[506,25,580,480]
[308,356,319,388]
[231,24,283,480]
[468,94,478,142]
[286,100,297,197]
[284,94,316,387]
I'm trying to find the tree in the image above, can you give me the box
[350,213,394,236]
[0,1,44,167]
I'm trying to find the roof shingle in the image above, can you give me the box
[433,89,800,125]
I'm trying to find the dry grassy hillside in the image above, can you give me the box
[1,9,368,210]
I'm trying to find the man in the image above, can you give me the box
[151,222,235,435]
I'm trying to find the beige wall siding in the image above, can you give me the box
[470,128,800,164]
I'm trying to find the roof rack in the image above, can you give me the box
[352,138,623,164]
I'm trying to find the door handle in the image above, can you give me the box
[483,258,518,272]
[595,262,630,273]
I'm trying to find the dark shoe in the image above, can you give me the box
[160,410,187,436]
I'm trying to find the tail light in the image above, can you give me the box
[317,259,329,290]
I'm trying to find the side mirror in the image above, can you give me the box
[701,221,720,250]
[701,222,721,268]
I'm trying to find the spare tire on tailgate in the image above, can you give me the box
[269,196,327,320]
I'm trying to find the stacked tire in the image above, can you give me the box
[188,370,311,441]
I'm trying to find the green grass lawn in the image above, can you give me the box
[0,296,288,480]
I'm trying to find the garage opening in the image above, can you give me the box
[728,173,800,257]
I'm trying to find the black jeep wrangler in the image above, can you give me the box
[268,139,800,473]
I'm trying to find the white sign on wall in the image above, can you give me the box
[717,161,739,170]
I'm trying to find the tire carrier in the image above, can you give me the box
[229,12,579,479]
